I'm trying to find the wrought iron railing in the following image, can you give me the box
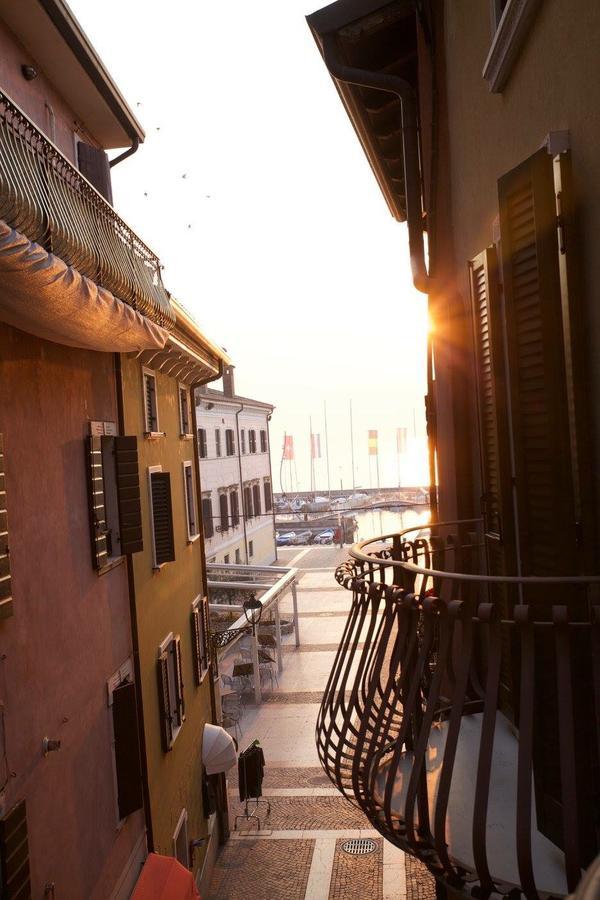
[317,519,600,898]
[0,89,174,328]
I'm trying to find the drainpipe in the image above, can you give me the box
[266,413,277,562]
[234,403,249,563]
[321,33,430,294]
[110,135,140,168]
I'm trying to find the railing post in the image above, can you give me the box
[252,628,261,705]
[291,581,300,648]
[274,599,283,674]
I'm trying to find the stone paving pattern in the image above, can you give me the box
[208,838,314,900]
[328,838,383,900]
[229,795,370,831]
[229,765,331,789]
[405,855,437,899]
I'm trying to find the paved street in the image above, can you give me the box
[207,546,436,899]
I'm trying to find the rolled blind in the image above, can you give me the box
[151,472,175,566]
[0,435,13,620]
[112,681,144,819]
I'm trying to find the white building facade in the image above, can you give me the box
[196,367,276,566]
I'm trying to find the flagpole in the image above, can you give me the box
[349,399,355,491]
[324,400,331,498]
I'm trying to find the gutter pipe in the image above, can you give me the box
[321,32,430,294]
[110,135,140,168]
[234,403,250,564]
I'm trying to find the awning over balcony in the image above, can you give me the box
[0,221,168,352]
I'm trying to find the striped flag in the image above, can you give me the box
[396,427,408,453]
[283,434,294,460]
[368,430,378,456]
[311,433,321,459]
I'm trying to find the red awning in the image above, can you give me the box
[131,854,201,900]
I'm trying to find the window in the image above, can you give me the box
[252,483,261,518]
[235,548,241,564]
[198,428,208,459]
[149,468,175,568]
[241,430,246,454]
[173,809,189,868]
[230,490,240,527]
[219,493,229,533]
[87,434,143,570]
[225,428,235,456]
[249,430,257,453]
[249,541,254,558]
[143,369,159,434]
[191,596,209,684]
[483,0,539,92]
[243,485,253,521]
[183,462,198,541]
[264,480,272,513]
[179,386,191,436]
[202,495,214,539]
[215,429,222,458]
[107,660,143,821]
[260,430,267,452]
[0,434,12,619]
[224,554,229,564]
[157,634,185,751]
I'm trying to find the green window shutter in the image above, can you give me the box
[86,436,109,570]
[173,636,185,725]
[114,436,143,555]
[157,650,173,752]
[0,435,13,620]
[0,800,30,899]
[112,681,144,819]
[151,473,175,566]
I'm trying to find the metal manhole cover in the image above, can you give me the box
[342,838,377,856]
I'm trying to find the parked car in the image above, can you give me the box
[291,529,312,545]
[314,529,335,544]
[276,531,296,546]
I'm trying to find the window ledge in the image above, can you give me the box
[152,562,169,572]
[180,433,194,441]
[145,431,166,440]
[187,534,201,545]
[482,0,540,93]
[97,555,125,577]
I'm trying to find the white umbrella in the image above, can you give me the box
[203,723,237,775]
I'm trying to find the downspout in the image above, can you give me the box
[110,135,140,168]
[266,413,278,562]
[321,32,430,294]
[234,403,249,564]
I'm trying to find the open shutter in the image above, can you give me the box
[498,147,597,859]
[0,800,30,899]
[86,436,109,570]
[112,681,144,819]
[173,636,185,725]
[219,494,229,533]
[157,650,173,752]
[0,435,13,620]
[191,604,203,685]
[202,498,214,539]
[252,484,261,517]
[151,473,175,566]
[77,141,113,203]
[114,437,143,555]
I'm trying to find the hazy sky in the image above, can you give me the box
[74,0,429,491]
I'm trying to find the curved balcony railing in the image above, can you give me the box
[0,89,174,328]
[317,519,600,898]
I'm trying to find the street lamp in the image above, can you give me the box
[242,593,262,636]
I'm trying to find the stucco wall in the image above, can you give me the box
[121,356,213,877]
[0,324,144,899]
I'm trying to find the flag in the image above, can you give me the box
[283,434,294,460]
[311,433,321,459]
[368,430,378,456]
[396,427,408,454]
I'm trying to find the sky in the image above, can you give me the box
[73,0,429,492]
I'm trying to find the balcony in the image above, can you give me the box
[0,88,173,328]
[316,519,600,898]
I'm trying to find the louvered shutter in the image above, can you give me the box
[202,498,214,539]
[144,375,158,433]
[230,491,239,527]
[86,436,109,570]
[112,681,144,819]
[201,597,210,671]
[264,481,272,513]
[252,484,261,517]
[157,650,173,751]
[219,494,229,532]
[0,800,30,899]
[151,473,175,566]
[498,147,597,859]
[114,437,143,555]
[173,636,185,725]
[77,141,113,203]
[0,436,13,620]
[191,604,203,685]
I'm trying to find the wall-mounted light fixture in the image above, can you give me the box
[21,64,38,81]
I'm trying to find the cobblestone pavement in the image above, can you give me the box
[229,766,330,789]
[329,839,384,900]
[283,643,365,653]
[208,838,314,900]
[405,856,437,900]
[229,795,370,831]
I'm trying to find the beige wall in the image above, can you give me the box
[121,356,213,877]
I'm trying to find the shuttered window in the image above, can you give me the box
[157,635,185,751]
[241,430,246,454]
[150,471,175,567]
[179,387,191,436]
[198,428,208,459]
[0,435,13,620]
[202,497,214,539]
[243,486,253,521]
[260,430,267,452]
[173,810,189,868]
[230,491,240,527]
[77,140,113,203]
[191,596,210,684]
[0,800,30,899]
[252,484,261,518]
[143,371,159,434]
[263,480,272,513]
[225,429,235,456]
[112,680,144,820]
[219,494,229,533]
[114,437,144,555]
[183,462,198,540]
[249,430,257,453]
[215,430,221,458]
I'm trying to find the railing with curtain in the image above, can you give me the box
[0,89,174,328]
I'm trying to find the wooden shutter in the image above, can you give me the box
[263,481,272,513]
[112,681,144,819]
[0,800,30,899]
[114,437,143,555]
[151,473,175,566]
[252,484,261,517]
[219,494,229,532]
[173,636,185,725]
[230,491,239,527]
[144,375,158,433]
[198,429,207,459]
[0,435,13,620]
[77,141,113,203]
[157,650,173,751]
[86,436,109,570]
[191,597,210,685]
[202,498,214,539]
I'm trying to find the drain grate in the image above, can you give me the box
[342,838,377,856]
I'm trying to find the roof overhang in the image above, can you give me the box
[0,0,144,149]
[306,0,418,222]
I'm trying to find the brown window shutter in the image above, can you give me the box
[0,800,30,899]
[144,375,158,433]
[252,484,261,517]
[151,473,175,566]
[157,650,173,751]
[112,681,144,819]
[201,597,210,671]
[263,481,272,513]
[230,491,239,527]
[114,436,143,555]
[173,636,185,725]
[202,498,213,539]
[86,436,109,570]
[219,494,229,532]
[191,606,203,685]
[0,435,13,620]
[77,141,113,203]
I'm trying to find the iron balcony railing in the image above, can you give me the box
[317,519,600,899]
[0,89,174,328]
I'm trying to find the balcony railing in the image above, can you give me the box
[317,519,600,898]
[0,89,174,328]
